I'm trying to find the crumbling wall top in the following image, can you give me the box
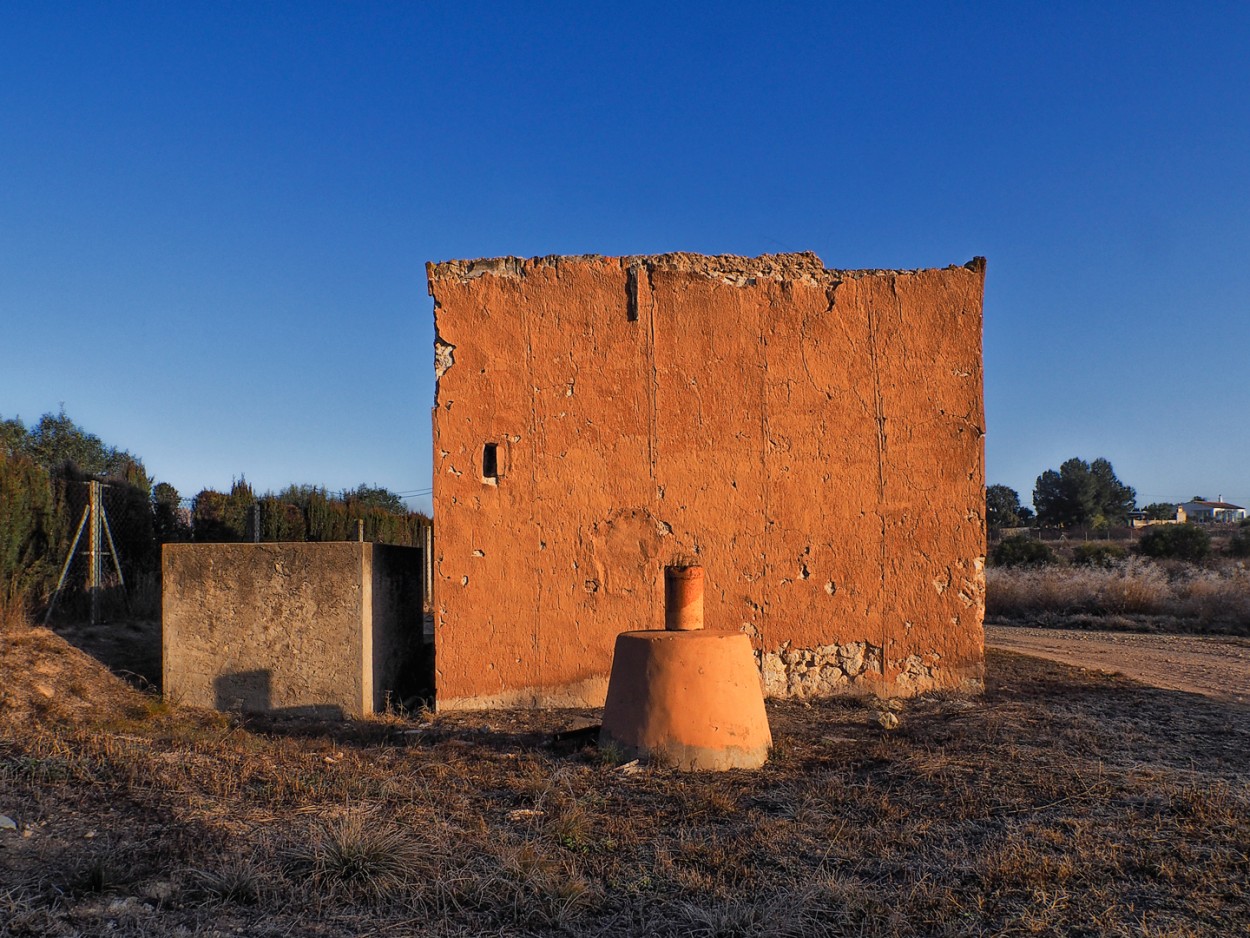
[426,252,985,292]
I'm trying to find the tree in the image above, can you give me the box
[7,408,152,491]
[152,482,189,543]
[1088,458,1136,524]
[1033,457,1136,528]
[0,450,56,606]
[1143,502,1178,521]
[0,416,28,458]
[191,479,255,542]
[986,484,1032,530]
[343,484,405,514]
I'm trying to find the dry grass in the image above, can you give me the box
[987,557,1250,630]
[2,614,1249,936]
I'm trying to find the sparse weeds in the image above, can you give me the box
[669,891,808,938]
[189,858,266,905]
[75,856,115,895]
[0,585,32,631]
[596,739,624,765]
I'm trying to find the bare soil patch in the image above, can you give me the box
[986,624,1250,706]
[2,619,1248,936]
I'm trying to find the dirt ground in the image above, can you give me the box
[3,618,1249,936]
[985,624,1250,706]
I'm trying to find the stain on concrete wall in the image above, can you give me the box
[428,252,986,710]
[163,542,423,717]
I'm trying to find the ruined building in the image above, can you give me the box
[428,252,986,710]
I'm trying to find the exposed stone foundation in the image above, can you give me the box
[758,641,884,698]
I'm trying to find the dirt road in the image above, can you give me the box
[985,624,1250,705]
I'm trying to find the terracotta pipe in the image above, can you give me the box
[664,565,704,631]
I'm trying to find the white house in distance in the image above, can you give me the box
[1178,497,1246,523]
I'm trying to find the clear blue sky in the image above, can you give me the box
[3,2,1249,515]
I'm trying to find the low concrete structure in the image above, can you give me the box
[163,542,424,718]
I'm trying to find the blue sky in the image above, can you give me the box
[3,2,1249,514]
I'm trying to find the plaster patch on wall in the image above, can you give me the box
[434,337,456,379]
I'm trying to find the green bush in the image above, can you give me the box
[0,451,56,604]
[1228,528,1250,558]
[990,537,1057,567]
[1072,543,1128,567]
[1137,523,1210,561]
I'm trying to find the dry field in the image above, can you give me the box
[986,558,1250,634]
[2,615,1248,937]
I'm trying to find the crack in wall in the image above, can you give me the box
[797,282,842,399]
[870,282,891,677]
[642,263,660,630]
[521,292,542,695]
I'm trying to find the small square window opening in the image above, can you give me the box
[482,443,499,483]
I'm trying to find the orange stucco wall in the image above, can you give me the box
[428,252,986,710]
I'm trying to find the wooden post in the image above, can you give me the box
[89,480,102,624]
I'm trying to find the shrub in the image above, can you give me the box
[1138,524,1210,561]
[0,451,56,606]
[1072,543,1128,567]
[1228,529,1250,558]
[990,537,1057,567]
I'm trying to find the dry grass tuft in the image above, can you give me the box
[285,811,423,901]
[189,858,266,905]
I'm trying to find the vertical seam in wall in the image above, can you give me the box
[646,264,659,630]
[869,283,890,679]
[523,285,541,700]
[760,287,770,652]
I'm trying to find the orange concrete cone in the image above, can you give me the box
[600,565,771,771]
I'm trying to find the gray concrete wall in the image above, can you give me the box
[162,542,423,718]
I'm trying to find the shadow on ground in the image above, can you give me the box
[48,616,162,692]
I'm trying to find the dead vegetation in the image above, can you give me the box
[987,557,1250,633]
[2,614,1248,936]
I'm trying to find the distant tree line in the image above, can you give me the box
[987,456,1137,531]
[186,480,429,546]
[988,457,1248,543]
[1,410,429,614]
